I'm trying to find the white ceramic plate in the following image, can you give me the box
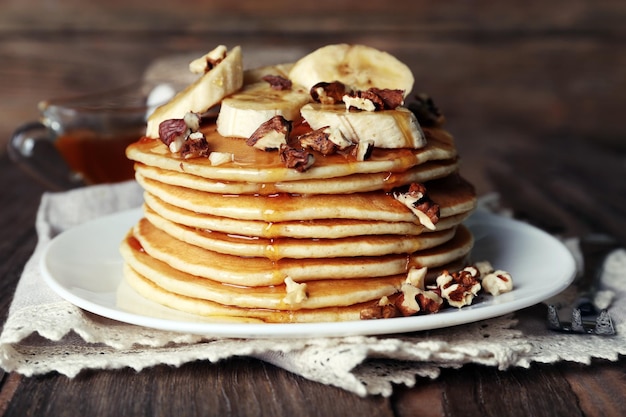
[40,208,576,338]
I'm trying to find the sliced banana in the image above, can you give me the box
[289,44,414,97]
[146,45,244,139]
[300,103,426,149]
[217,82,310,138]
[243,62,294,85]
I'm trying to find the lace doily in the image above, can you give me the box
[1,182,624,397]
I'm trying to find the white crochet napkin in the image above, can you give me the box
[1,182,625,397]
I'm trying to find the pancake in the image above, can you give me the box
[133,157,459,195]
[122,266,368,323]
[125,126,457,184]
[143,192,472,239]
[135,172,475,224]
[125,220,474,286]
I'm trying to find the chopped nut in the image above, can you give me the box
[158,112,205,156]
[298,127,340,155]
[282,277,308,306]
[343,88,404,111]
[462,265,480,278]
[310,81,351,104]
[436,269,481,308]
[416,290,444,314]
[247,115,291,151]
[183,112,201,131]
[407,93,445,127]
[262,74,292,90]
[474,261,495,276]
[298,126,351,155]
[279,144,315,172]
[368,88,404,109]
[405,266,428,290]
[481,270,513,296]
[378,296,392,306]
[360,297,401,320]
[189,45,228,74]
[208,151,234,166]
[180,131,210,159]
[396,283,443,316]
[392,183,440,230]
[343,94,376,112]
[159,118,189,152]
[397,283,421,316]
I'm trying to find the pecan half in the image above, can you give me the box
[262,74,292,91]
[279,144,315,172]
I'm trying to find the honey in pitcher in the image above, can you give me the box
[54,128,138,184]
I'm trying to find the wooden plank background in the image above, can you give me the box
[1,0,625,194]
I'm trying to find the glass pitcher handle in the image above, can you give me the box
[8,121,85,190]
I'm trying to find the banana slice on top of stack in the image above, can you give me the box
[120,43,496,323]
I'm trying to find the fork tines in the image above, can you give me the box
[547,305,616,336]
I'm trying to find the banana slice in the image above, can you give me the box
[300,103,426,149]
[146,45,244,138]
[243,62,294,85]
[217,82,310,138]
[289,44,414,97]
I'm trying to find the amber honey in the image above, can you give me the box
[54,128,139,184]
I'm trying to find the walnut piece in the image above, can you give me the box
[282,277,308,306]
[247,115,291,151]
[343,88,404,112]
[208,151,234,166]
[481,270,513,296]
[159,118,188,153]
[262,74,292,90]
[360,263,513,320]
[392,183,440,230]
[180,131,210,159]
[343,94,376,112]
[279,144,315,172]
[407,93,445,127]
[310,81,351,104]
[405,266,428,289]
[298,126,351,155]
[360,295,401,320]
[158,112,208,156]
[436,269,482,308]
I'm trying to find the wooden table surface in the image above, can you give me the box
[1,1,625,416]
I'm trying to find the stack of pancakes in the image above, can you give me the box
[120,121,477,323]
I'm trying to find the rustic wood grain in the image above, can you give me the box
[1,1,626,416]
[2,357,393,417]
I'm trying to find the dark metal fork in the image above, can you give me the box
[546,234,619,335]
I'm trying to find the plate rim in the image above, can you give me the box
[40,208,577,338]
